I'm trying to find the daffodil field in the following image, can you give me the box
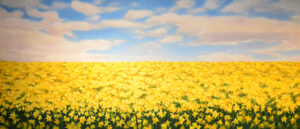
[0,61,299,129]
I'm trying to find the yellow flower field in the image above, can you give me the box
[0,61,299,129]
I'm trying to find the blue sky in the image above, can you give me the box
[0,0,299,61]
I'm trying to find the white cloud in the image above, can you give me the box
[202,0,221,10]
[130,42,161,54]
[0,8,24,18]
[148,28,168,37]
[133,30,145,39]
[88,15,101,21]
[277,55,300,62]
[100,19,149,29]
[160,35,183,44]
[50,2,68,10]
[142,42,161,49]
[26,9,62,23]
[291,15,300,23]
[187,8,205,14]
[0,28,124,61]
[176,0,195,8]
[0,8,125,62]
[146,13,300,53]
[222,0,300,15]
[0,0,48,9]
[71,1,120,15]
[0,8,38,32]
[187,0,223,14]
[25,8,148,37]
[168,0,195,12]
[25,9,100,37]
[103,6,120,12]
[0,0,68,10]
[197,53,255,62]
[134,27,169,38]
[93,0,105,5]
[124,10,154,20]
[71,1,102,15]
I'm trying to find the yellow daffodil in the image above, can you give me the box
[281,116,287,123]
[0,61,299,128]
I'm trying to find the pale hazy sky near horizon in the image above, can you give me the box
[0,0,299,62]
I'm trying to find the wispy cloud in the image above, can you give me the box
[222,0,300,15]
[188,0,223,14]
[124,10,154,20]
[0,0,48,9]
[146,13,300,53]
[168,0,195,12]
[0,8,124,61]
[160,35,183,44]
[0,0,299,61]
[134,27,169,39]
[71,1,120,15]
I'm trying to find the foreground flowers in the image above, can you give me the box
[0,61,299,129]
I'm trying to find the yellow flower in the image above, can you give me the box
[224,115,231,120]
[290,117,296,123]
[98,122,104,127]
[116,121,122,127]
[267,107,272,113]
[87,117,94,125]
[269,123,276,129]
[269,116,274,121]
[232,119,239,125]
[210,124,217,129]
[152,117,159,124]
[33,111,39,118]
[64,116,70,122]
[161,123,168,129]
[237,116,243,122]
[165,120,170,126]
[143,119,148,125]
[9,112,17,120]
[74,115,79,121]
[245,116,251,123]
[79,117,86,123]
[253,105,259,112]
[212,111,219,118]
[192,112,198,118]
[253,118,260,125]
[0,62,299,129]
[217,120,223,125]
[185,120,191,125]
[28,119,35,125]
[38,115,42,121]
[281,116,287,123]
[179,116,185,124]
[46,115,52,122]
[259,123,265,128]
[158,111,164,118]
[69,111,75,118]
[105,114,110,119]
[295,114,299,119]
[54,119,60,125]
[219,126,226,129]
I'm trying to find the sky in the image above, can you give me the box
[0,0,299,62]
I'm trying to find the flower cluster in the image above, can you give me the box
[0,61,299,129]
